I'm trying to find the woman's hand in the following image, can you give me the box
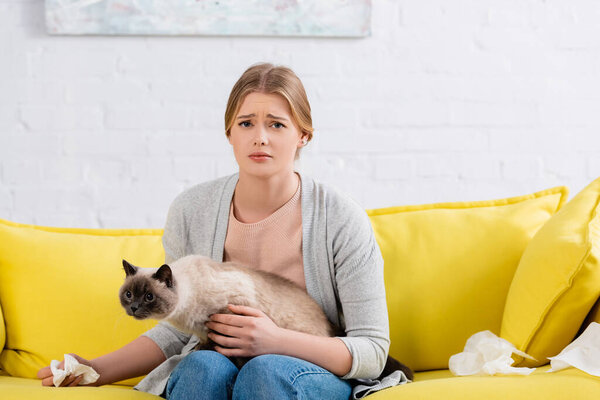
[37,353,98,387]
[205,304,284,357]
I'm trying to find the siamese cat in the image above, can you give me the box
[118,254,413,381]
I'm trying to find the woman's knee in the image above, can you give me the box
[233,355,351,400]
[173,350,231,378]
[239,354,288,377]
[166,350,238,399]
[233,355,293,399]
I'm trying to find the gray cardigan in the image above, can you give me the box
[134,171,391,396]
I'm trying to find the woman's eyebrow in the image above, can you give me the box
[237,113,289,121]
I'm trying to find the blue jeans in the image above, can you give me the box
[165,350,352,400]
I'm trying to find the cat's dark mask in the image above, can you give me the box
[119,259,177,320]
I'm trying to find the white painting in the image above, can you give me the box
[45,0,372,37]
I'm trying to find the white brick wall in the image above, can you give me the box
[1,0,600,228]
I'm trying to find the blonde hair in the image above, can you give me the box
[224,62,314,161]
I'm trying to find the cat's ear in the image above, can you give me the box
[122,259,138,277]
[153,264,173,288]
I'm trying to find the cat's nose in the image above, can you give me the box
[131,305,138,313]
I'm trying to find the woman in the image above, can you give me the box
[37,63,391,400]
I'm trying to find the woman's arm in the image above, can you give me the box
[272,328,352,376]
[89,336,167,386]
[206,304,352,376]
[327,194,390,380]
[38,336,166,387]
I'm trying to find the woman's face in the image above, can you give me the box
[228,91,305,177]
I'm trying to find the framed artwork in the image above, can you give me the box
[45,0,372,37]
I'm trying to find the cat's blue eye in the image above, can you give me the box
[126,291,132,299]
[146,293,154,301]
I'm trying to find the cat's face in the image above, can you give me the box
[119,260,178,320]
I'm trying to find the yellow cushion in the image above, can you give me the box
[0,376,160,399]
[501,177,600,367]
[366,364,600,400]
[0,218,163,385]
[366,186,568,371]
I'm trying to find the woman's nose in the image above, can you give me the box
[253,126,268,145]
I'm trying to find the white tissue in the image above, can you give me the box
[449,330,537,376]
[547,322,600,376]
[50,354,100,387]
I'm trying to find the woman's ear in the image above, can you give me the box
[299,133,308,146]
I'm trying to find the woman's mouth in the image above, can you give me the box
[249,155,272,162]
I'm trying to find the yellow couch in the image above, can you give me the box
[1,178,600,399]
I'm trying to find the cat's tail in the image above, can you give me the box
[377,355,414,382]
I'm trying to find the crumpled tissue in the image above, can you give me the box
[547,322,600,376]
[449,330,537,376]
[50,354,100,387]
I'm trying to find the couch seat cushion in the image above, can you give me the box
[0,376,160,400]
[367,364,600,399]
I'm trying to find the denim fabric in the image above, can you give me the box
[165,350,352,400]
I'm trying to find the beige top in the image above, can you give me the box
[223,173,305,290]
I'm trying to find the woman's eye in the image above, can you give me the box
[126,291,132,299]
[272,122,285,129]
[146,293,154,301]
[239,121,252,128]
